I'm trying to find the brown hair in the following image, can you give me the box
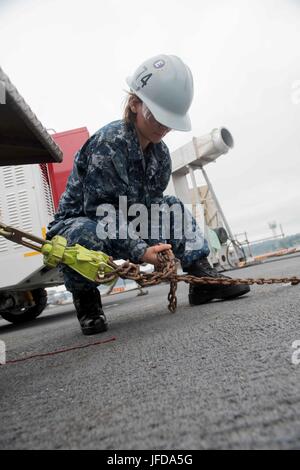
[123,92,142,124]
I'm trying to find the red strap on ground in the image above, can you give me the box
[1,336,116,366]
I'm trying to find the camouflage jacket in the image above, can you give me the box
[47,120,172,259]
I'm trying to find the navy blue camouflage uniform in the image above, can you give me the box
[47,120,210,292]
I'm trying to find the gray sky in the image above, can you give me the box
[0,0,299,241]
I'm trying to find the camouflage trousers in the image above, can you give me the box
[53,195,210,292]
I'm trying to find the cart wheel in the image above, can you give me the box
[0,289,47,324]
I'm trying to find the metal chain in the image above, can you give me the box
[99,250,300,313]
[1,222,299,314]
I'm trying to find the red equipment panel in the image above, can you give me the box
[47,127,89,209]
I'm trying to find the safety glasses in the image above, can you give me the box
[141,103,172,131]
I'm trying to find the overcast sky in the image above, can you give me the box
[0,0,299,241]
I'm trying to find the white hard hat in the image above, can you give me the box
[126,54,194,131]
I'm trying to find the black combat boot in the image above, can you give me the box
[72,288,108,335]
[185,257,250,305]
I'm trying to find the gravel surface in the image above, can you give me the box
[0,256,300,449]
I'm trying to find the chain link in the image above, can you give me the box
[1,223,299,314]
[98,249,300,313]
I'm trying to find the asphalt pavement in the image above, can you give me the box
[0,256,300,450]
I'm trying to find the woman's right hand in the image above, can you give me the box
[141,244,172,266]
